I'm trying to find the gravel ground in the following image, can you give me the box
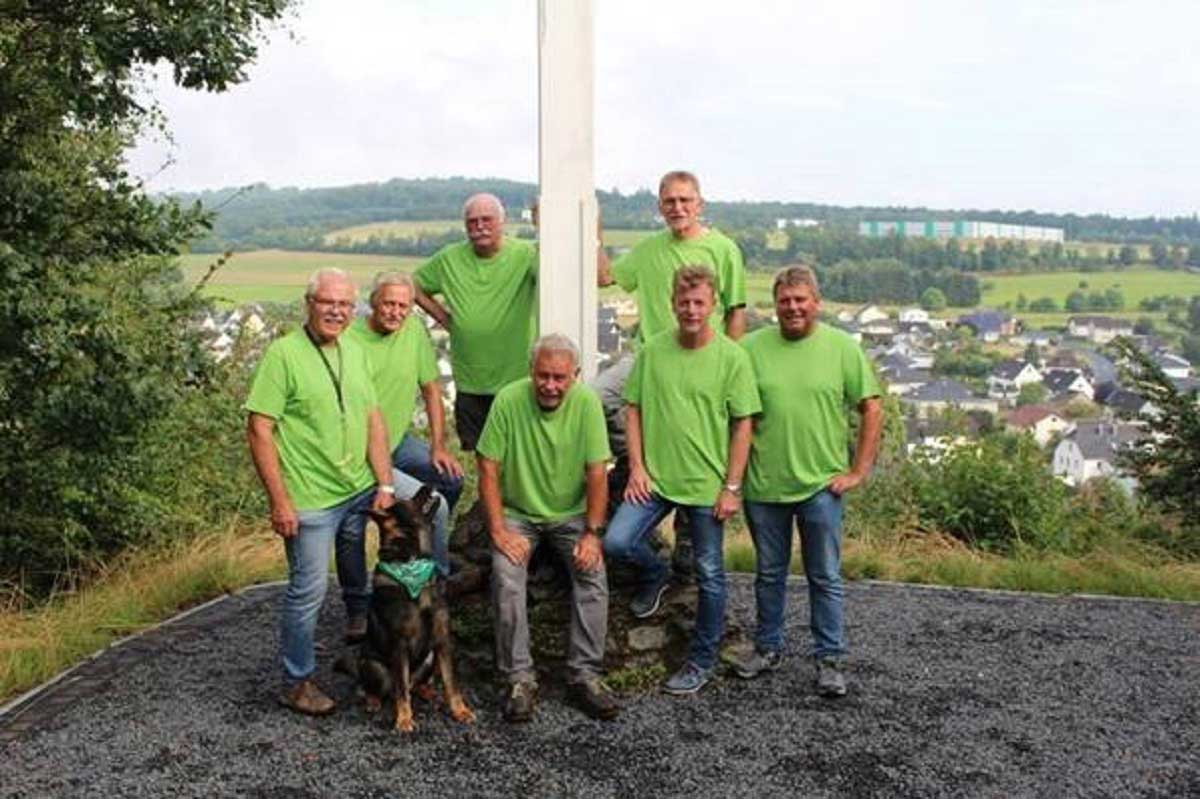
[2,577,1197,799]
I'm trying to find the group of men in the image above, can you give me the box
[245,172,882,723]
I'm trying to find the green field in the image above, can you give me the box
[979,268,1200,307]
[323,219,656,250]
[180,250,421,304]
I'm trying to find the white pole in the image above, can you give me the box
[537,0,598,380]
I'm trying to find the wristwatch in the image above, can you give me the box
[377,484,396,495]
[723,482,742,495]
[584,523,605,536]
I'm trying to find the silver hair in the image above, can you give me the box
[462,192,506,223]
[370,270,414,302]
[529,333,580,369]
[305,267,355,299]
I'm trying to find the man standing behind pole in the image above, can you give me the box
[603,266,761,695]
[414,193,537,452]
[245,268,399,716]
[596,170,748,577]
[476,334,617,722]
[734,265,883,698]
[345,271,461,582]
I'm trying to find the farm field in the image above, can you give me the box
[322,219,658,250]
[978,268,1200,307]
[179,250,420,304]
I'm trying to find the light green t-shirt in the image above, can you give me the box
[611,228,746,342]
[415,239,538,394]
[742,323,882,503]
[244,327,378,511]
[476,378,611,522]
[345,316,439,450]
[623,331,761,506]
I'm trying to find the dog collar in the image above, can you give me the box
[376,558,437,600]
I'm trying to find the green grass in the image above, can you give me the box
[180,250,421,305]
[978,268,1200,308]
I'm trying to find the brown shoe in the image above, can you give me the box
[502,680,538,723]
[345,615,368,642]
[279,680,337,716]
[567,678,620,721]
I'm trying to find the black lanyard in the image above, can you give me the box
[303,325,345,415]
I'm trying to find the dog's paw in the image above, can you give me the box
[364,694,382,714]
[449,697,476,725]
[394,703,416,733]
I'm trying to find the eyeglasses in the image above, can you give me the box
[309,297,354,311]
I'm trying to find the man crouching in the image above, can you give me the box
[475,333,618,722]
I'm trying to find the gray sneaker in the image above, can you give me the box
[630,573,671,619]
[663,662,714,695]
[503,680,538,723]
[814,657,848,698]
[733,649,782,680]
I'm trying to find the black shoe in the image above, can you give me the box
[630,574,670,619]
[503,680,538,723]
[567,678,620,721]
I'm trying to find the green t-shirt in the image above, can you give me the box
[415,239,538,394]
[741,323,882,503]
[611,228,746,342]
[476,378,611,522]
[244,328,378,511]
[345,316,439,450]
[623,332,761,505]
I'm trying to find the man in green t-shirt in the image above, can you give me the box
[734,265,883,698]
[345,271,463,576]
[414,193,537,451]
[603,266,761,696]
[476,334,617,723]
[245,268,400,717]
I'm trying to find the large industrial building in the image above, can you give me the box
[859,220,1065,243]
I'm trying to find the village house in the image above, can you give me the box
[1066,315,1134,344]
[987,360,1042,400]
[898,307,930,324]
[1052,420,1141,489]
[956,309,1018,342]
[1041,369,1095,402]
[1005,405,1074,446]
[904,378,1000,417]
[1153,352,1193,380]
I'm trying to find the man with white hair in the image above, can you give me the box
[415,193,537,451]
[475,333,617,723]
[245,268,399,716]
[346,270,461,581]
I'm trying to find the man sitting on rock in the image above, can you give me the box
[476,333,618,722]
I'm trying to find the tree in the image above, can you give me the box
[1065,290,1087,312]
[1118,244,1138,266]
[1016,382,1048,407]
[1113,339,1200,553]
[1029,297,1059,312]
[920,287,947,311]
[1,1,295,595]
[1149,239,1169,267]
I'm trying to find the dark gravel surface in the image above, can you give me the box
[2,577,1197,799]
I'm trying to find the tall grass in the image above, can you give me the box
[0,520,283,705]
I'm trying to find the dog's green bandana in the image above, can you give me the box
[376,558,437,599]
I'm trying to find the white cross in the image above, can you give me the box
[537,1,599,380]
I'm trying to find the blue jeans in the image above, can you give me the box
[282,486,375,683]
[281,469,451,683]
[745,490,846,659]
[604,496,727,669]
[392,432,464,513]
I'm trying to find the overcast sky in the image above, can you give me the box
[128,0,1200,218]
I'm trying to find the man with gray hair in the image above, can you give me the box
[415,192,537,451]
[474,333,617,723]
[345,270,460,584]
[245,268,401,716]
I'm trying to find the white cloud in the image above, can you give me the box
[129,0,1200,216]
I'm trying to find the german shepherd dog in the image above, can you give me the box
[356,486,475,732]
